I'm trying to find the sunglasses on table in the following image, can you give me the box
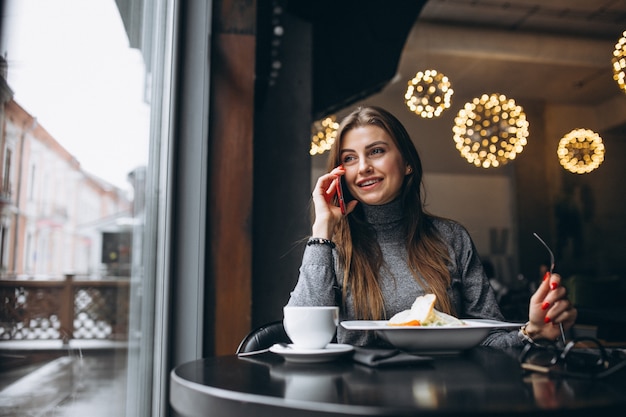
[520,337,626,379]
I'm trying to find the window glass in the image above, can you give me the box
[0,0,173,415]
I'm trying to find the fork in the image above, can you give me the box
[533,232,567,345]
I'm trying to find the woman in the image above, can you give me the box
[287,106,577,348]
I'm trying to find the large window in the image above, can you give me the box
[0,1,176,416]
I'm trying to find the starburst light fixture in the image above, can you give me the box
[310,115,339,155]
[612,30,626,93]
[404,69,454,118]
[453,93,529,168]
[557,129,605,174]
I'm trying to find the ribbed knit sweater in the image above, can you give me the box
[287,199,523,349]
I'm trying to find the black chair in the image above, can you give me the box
[236,320,291,354]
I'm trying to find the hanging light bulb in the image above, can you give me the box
[453,93,529,168]
[557,128,605,174]
[612,30,626,93]
[310,115,339,155]
[404,69,453,118]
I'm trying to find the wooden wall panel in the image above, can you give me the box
[209,1,255,356]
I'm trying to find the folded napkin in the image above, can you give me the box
[352,347,433,368]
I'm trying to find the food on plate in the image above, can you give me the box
[388,294,465,326]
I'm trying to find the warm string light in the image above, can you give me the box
[404,70,453,118]
[310,116,339,155]
[557,129,605,174]
[267,0,285,87]
[612,30,626,93]
[452,93,528,168]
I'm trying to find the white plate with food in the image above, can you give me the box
[341,294,522,354]
[341,319,522,354]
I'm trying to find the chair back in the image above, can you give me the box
[236,320,291,354]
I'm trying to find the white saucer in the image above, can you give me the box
[269,343,354,363]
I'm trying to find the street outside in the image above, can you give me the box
[0,348,127,416]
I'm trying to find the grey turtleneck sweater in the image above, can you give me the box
[287,199,524,349]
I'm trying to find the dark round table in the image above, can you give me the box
[170,347,626,417]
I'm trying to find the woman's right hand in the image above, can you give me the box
[311,166,357,239]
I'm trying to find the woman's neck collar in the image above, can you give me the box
[361,198,404,224]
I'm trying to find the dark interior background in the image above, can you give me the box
[252,0,626,338]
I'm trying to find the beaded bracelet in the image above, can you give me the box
[307,237,336,249]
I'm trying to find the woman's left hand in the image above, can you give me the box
[525,272,577,341]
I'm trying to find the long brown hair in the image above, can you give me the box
[327,106,453,319]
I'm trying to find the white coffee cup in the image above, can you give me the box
[283,306,339,349]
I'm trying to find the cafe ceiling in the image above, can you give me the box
[392,0,626,108]
[298,0,626,120]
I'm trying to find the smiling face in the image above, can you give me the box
[340,125,411,206]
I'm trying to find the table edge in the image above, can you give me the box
[170,366,394,416]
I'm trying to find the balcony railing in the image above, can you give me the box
[0,275,129,341]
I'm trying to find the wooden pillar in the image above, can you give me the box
[60,274,74,342]
[208,0,256,355]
